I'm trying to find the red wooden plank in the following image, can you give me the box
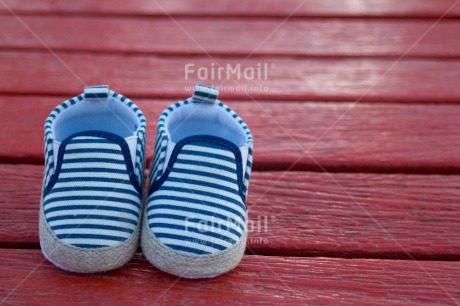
[0,249,459,304]
[1,51,460,102]
[1,0,459,18]
[2,164,459,260]
[2,96,460,173]
[1,16,460,57]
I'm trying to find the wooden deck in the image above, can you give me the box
[1,1,460,304]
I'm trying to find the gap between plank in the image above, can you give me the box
[3,47,460,61]
[2,92,460,105]
[0,243,459,261]
[2,160,460,176]
[1,11,460,20]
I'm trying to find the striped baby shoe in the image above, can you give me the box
[39,85,146,273]
[142,84,253,278]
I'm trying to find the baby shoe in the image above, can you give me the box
[40,85,146,273]
[141,84,253,278]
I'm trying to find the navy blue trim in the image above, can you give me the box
[148,135,247,204]
[84,93,109,99]
[194,91,217,98]
[43,130,142,197]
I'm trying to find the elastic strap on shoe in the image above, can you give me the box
[84,85,110,100]
[191,84,218,104]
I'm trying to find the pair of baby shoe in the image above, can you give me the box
[40,84,253,278]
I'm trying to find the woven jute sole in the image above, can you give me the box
[141,209,247,278]
[39,201,140,273]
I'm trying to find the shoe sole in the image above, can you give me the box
[140,209,247,278]
[39,201,140,273]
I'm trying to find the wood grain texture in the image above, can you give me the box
[2,95,460,173]
[1,0,460,17]
[1,164,459,259]
[0,249,459,305]
[1,0,459,303]
[1,52,460,103]
[2,16,460,58]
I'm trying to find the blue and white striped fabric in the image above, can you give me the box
[147,84,253,256]
[84,85,110,99]
[149,100,253,197]
[191,84,219,104]
[43,135,141,248]
[111,92,147,188]
[147,139,246,255]
[43,90,147,193]
[42,87,146,250]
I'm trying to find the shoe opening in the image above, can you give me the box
[165,102,248,148]
[52,96,140,142]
